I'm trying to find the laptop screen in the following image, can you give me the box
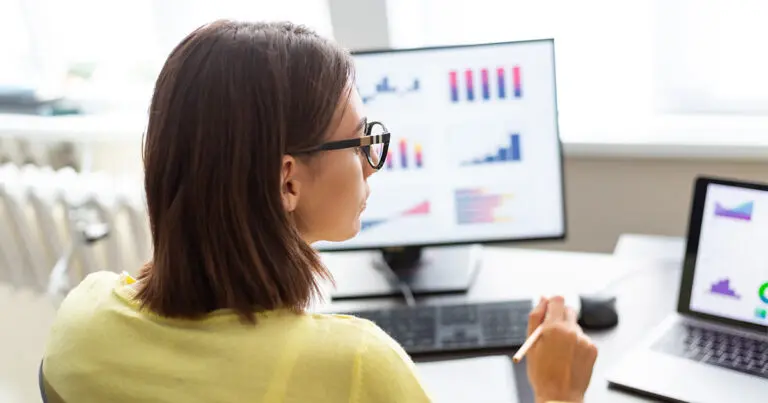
[688,182,768,326]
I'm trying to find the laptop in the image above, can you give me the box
[607,176,768,402]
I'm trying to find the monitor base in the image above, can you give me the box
[327,244,483,300]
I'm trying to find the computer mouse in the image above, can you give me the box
[577,294,619,330]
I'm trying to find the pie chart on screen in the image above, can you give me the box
[759,282,768,304]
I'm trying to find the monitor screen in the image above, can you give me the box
[315,39,565,250]
[689,182,768,326]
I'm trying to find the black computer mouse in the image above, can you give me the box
[577,294,619,330]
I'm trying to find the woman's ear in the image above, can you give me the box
[280,155,301,212]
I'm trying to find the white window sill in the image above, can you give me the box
[2,112,768,161]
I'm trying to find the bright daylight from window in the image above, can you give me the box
[0,0,333,119]
[387,0,768,146]
[1,0,768,146]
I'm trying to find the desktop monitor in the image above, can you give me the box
[314,39,565,297]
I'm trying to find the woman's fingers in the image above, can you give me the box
[544,296,567,323]
[566,306,578,325]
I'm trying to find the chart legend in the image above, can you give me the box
[714,201,754,221]
[361,200,430,231]
[709,278,740,299]
[454,188,513,225]
[449,66,522,103]
[462,133,521,166]
[385,138,424,170]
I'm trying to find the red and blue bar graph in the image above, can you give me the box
[465,70,474,101]
[449,71,459,102]
[481,69,490,100]
[512,66,521,97]
[497,68,505,99]
[450,65,522,102]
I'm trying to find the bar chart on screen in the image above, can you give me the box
[448,66,522,103]
[383,137,425,171]
[454,188,514,225]
[460,133,522,166]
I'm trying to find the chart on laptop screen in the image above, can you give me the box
[689,183,768,325]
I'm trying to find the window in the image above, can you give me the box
[0,0,34,85]
[1,0,333,114]
[654,0,768,115]
[386,0,768,143]
[386,0,655,141]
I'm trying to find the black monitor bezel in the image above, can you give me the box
[677,176,768,333]
[316,38,566,252]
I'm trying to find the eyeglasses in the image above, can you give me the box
[291,120,391,169]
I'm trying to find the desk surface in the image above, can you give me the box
[320,238,684,402]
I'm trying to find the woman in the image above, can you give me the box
[42,20,597,402]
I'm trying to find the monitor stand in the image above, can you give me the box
[326,244,483,300]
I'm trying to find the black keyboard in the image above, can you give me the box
[653,323,768,378]
[343,300,532,354]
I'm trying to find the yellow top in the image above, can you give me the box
[42,271,432,403]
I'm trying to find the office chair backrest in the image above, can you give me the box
[39,360,48,403]
[39,360,66,403]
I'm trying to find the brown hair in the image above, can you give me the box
[136,20,352,322]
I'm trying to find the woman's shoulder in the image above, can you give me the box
[312,313,430,401]
[58,270,123,307]
[47,271,126,329]
[307,312,387,339]
[308,312,408,358]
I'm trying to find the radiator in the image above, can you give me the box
[0,163,150,302]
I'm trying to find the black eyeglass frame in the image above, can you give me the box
[291,121,391,170]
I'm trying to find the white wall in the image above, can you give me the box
[526,156,768,253]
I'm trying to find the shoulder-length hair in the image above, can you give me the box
[136,20,352,322]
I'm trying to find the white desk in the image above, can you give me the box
[320,236,686,402]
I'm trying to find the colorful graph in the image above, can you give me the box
[759,282,768,304]
[462,133,521,166]
[361,76,420,104]
[449,66,521,102]
[385,138,424,170]
[361,200,430,231]
[709,278,740,299]
[454,188,513,225]
[714,201,753,221]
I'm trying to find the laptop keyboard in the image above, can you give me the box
[653,323,768,378]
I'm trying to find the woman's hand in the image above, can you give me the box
[525,296,598,403]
